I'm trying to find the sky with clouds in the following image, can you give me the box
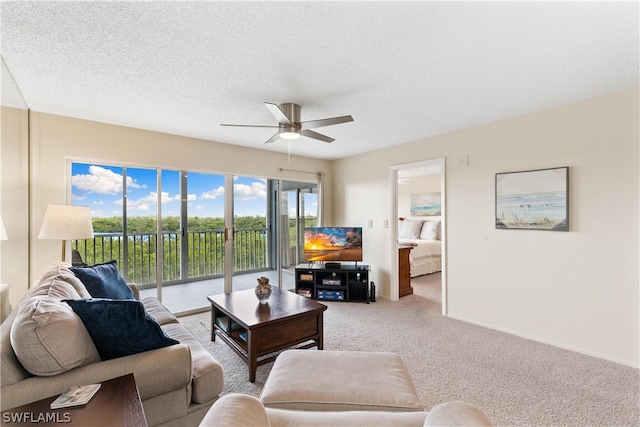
[71,163,299,218]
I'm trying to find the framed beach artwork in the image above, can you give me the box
[495,167,568,231]
[410,192,441,216]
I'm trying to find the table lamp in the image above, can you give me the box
[38,205,94,262]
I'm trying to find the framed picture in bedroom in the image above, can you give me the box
[495,166,569,231]
[410,192,441,216]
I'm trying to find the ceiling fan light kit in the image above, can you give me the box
[221,102,353,145]
[279,124,300,140]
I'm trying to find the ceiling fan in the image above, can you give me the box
[221,102,353,144]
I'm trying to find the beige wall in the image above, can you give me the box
[331,89,639,367]
[1,107,30,306]
[1,111,331,303]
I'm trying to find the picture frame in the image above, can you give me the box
[495,167,568,231]
[410,192,441,216]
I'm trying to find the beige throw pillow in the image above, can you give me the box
[37,262,91,298]
[10,291,100,376]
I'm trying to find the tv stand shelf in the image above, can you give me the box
[295,264,370,303]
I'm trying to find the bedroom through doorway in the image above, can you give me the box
[392,158,446,313]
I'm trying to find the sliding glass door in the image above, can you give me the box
[71,161,321,314]
[227,175,273,292]
[277,180,318,289]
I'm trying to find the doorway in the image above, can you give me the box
[390,158,446,314]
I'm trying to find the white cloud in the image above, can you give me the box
[234,181,266,200]
[201,186,225,200]
[126,191,180,212]
[72,165,145,195]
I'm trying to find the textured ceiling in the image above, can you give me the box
[1,2,638,160]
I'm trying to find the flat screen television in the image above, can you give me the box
[303,227,363,263]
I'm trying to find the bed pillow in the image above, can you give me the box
[399,220,423,239]
[63,299,178,360]
[70,260,135,300]
[419,221,440,241]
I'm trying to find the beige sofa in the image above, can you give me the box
[0,262,223,427]
[202,394,491,426]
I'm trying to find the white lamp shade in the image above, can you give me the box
[0,217,7,241]
[38,205,94,240]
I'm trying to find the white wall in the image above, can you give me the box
[332,89,639,367]
[2,111,331,301]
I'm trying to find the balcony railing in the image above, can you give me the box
[72,228,269,286]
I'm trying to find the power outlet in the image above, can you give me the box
[383,219,389,228]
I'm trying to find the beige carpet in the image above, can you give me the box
[179,273,639,426]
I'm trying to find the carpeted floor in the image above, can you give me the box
[179,273,640,426]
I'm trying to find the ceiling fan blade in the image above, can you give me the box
[264,102,294,125]
[299,115,353,130]
[264,131,281,144]
[300,129,334,143]
[220,123,279,128]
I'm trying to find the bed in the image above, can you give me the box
[398,218,442,277]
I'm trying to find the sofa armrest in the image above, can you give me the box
[128,282,141,300]
[0,283,10,324]
[200,394,271,427]
[1,343,193,411]
[424,401,492,427]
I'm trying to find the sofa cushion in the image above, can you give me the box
[70,260,135,300]
[200,394,271,427]
[162,322,224,403]
[10,293,101,376]
[266,407,429,427]
[1,308,33,386]
[63,298,178,360]
[424,401,492,426]
[143,297,179,325]
[261,350,424,412]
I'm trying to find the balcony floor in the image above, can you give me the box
[139,268,295,316]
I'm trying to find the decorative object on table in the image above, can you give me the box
[410,192,441,216]
[38,204,94,261]
[495,166,569,231]
[50,383,101,409]
[255,276,272,303]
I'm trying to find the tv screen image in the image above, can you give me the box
[303,227,363,262]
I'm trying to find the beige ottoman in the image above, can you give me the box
[260,350,424,412]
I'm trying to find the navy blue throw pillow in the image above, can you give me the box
[63,299,179,360]
[70,260,135,300]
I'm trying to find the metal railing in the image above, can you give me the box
[72,227,269,286]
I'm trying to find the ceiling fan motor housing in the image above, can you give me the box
[279,103,301,124]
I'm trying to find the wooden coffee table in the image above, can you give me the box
[208,287,327,382]
[1,373,147,426]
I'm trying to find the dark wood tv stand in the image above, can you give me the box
[295,264,370,303]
